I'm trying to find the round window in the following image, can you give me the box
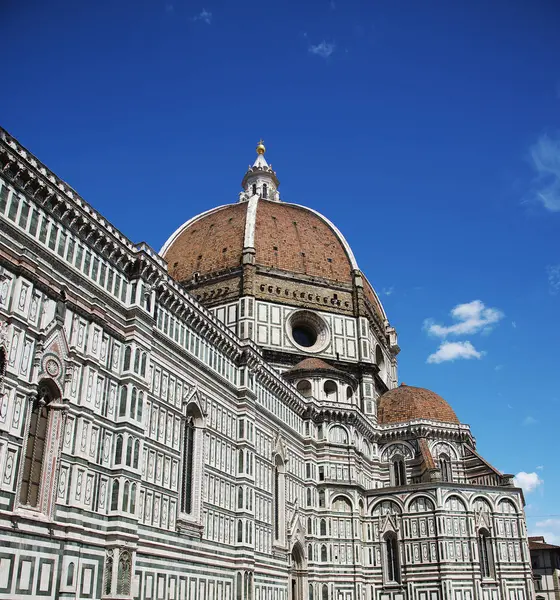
[286,310,330,353]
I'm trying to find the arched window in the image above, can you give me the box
[252,184,257,196]
[129,388,137,418]
[136,391,143,421]
[238,487,244,509]
[384,533,400,583]
[133,440,140,469]
[181,414,196,514]
[237,520,243,543]
[309,584,314,600]
[274,454,286,544]
[140,353,147,377]
[119,387,127,417]
[236,572,243,600]
[0,347,6,384]
[20,383,55,507]
[478,528,494,578]
[308,544,313,561]
[332,496,352,512]
[392,457,406,486]
[262,183,268,198]
[123,347,131,371]
[322,584,329,600]
[66,561,75,587]
[133,349,140,373]
[439,453,452,482]
[321,545,328,562]
[307,517,313,534]
[320,519,327,536]
[346,386,353,401]
[122,481,130,511]
[115,436,123,465]
[297,379,312,398]
[126,437,133,466]
[111,480,119,511]
[306,488,312,507]
[238,449,244,474]
[318,490,325,507]
[116,549,131,595]
[130,483,136,514]
[324,380,337,400]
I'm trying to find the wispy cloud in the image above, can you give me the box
[424,300,504,338]
[382,286,394,296]
[514,471,543,494]
[523,416,538,426]
[309,41,335,59]
[529,133,560,211]
[536,465,544,471]
[511,321,517,328]
[427,341,484,364]
[531,519,560,545]
[494,364,503,371]
[547,265,560,295]
[193,9,212,24]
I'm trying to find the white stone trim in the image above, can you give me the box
[244,195,259,249]
[159,203,237,257]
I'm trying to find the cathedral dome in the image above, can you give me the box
[377,384,459,425]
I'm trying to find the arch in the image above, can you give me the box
[19,379,61,508]
[181,401,204,515]
[296,379,312,398]
[346,386,353,401]
[133,440,140,469]
[329,425,349,445]
[391,455,407,486]
[320,518,327,536]
[274,453,286,544]
[122,480,130,511]
[307,544,313,562]
[331,495,353,512]
[111,480,119,511]
[431,441,458,461]
[406,494,436,512]
[497,497,518,514]
[371,499,403,516]
[126,437,133,466]
[140,352,147,377]
[136,391,144,421]
[130,483,136,514]
[119,386,127,417]
[0,345,6,384]
[320,545,328,562]
[123,346,131,371]
[381,441,414,461]
[115,435,123,465]
[322,584,329,600]
[444,494,467,512]
[129,388,137,418]
[323,380,338,401]
[383,531,400,583]
[478,527,494,578]
[439,453,452,482]
[472,496,493,513]
[362,440,371,459]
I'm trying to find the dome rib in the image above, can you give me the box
[377,384,459,425]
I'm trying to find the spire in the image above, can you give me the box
[239,140,281,202]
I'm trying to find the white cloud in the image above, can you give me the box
[548,265,560,295]
[513,471,543,494]
[523,416,538,426]
[512,321,517,328]
[494,364,503,371]
[193,9,212,24]
[531,519,560,546]
[536,465,544,471]
[309,41,335,59]
[382,286,394,296]
[530,133,560,212]
[424,300,504,338]
[427,341,484,364]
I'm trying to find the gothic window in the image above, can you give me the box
[321,545,328,562]
[238,449,244,473]
[320,519,327,536]
[392,457,406,486]
[237,520,243,543]
[133,349,140,373]
[309,584,314,600]
[115,435,123,465]
[111,481,119,511]
[478,528,494,578]
[238,487,244,509]
[318,490,325,508]
[262,183,268,198]
[324,380,337,400]
[140,353,147,377]
[133,440,140,469]
[116,549,131,595]
[130,483,136,514]
[322,584,329,600]
[122,481,130,511]
[66,561,75,587]
[439,454,452,482]
[136,391,143,421]
[123,347,131,371]
[252,184,257,196]
[306,488,312,507]
[119,387,127,417]
[0,346,6,385]
[19,381,58,508]
[181,416,195,514]
[307,517,313,534]
[274,454,286,544]
[236,572,243,600]
[126,438,133,466]
[332,496,352,512]
[308,544,313,561]
[319,466,325,481]
[129,388,137,418]
[103,550,114,596]
[384,533,400,583]
[329,426,349,445]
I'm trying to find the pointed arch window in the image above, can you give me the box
[115,435,123,465]
[262,183,268,199]
[321,545,328,562]
[274,454,286,544]
[322,583,329,600]
[320,519,327,536]
[181,416,195,513]
[0,346,6,385]
[19,381,60,508]
[129,388,137,418]
[111,480,120,511]
[439,453,452,482]
[384,532,400,583]
[133,440,140,469]
[123,347,131,371]
[119,387,127,417]
[252,184,257,196]
[126,437,133,466]
[478,528,494,578]
[122,481,130,511]
[136,391,144,421]
[392,457,406,486]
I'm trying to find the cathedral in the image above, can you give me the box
[0,129,534,600]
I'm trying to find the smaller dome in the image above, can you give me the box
[284,357,345,378]
[377,384,459,425]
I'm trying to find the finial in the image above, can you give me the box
[256,140,266,155]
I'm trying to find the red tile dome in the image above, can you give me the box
[377,384,459,425]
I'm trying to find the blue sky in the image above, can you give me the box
[2,1,560,536]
